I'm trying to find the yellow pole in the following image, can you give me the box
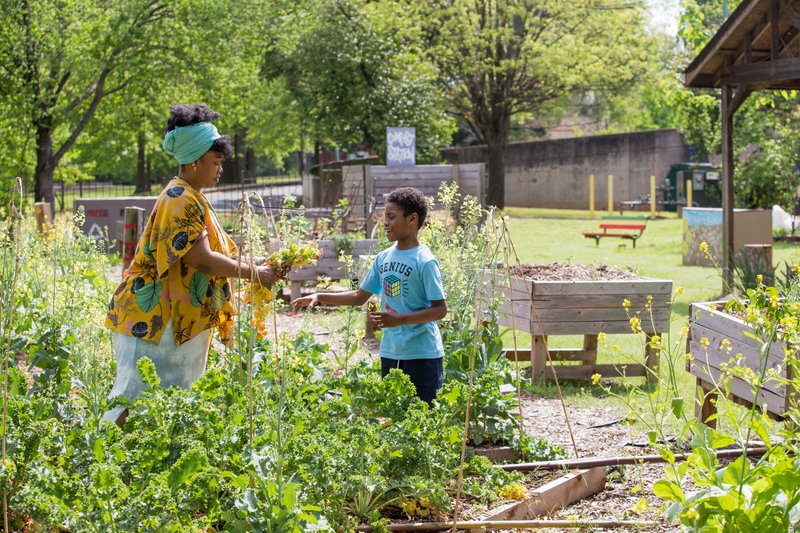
[607,175,613,215]
[686,179,693,210]
[589,174,595,218]
[650,176,656,219]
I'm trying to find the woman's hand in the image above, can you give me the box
[256,265,281,287]
[291,294,319,314]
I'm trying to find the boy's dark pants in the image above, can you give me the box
[381,357,444,405]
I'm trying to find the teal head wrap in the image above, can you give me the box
[162,122,221,165]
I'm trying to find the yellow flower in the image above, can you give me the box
[622,298,631,308]
[681,326,689,336]
[675,286,684,296]
[498,482,529,500]
[597,332,606,343]
[720,338,731,353]
[700,337,709,350]
[684,508,700,522]
[629,316,642,333]
[684,353,694,361]
[591,373,602,385]
[699,241,709,254]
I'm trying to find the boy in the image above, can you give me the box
[291,187,447,404]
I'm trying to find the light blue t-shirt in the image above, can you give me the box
[361,243,445,360]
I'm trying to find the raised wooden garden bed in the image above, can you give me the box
[687,301,796,425]
[285,239,378,299]
[473,466,606,529]
[485,266,673,383]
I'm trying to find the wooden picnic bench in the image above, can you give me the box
[582,217,647,247]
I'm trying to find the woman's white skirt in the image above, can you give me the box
[103,320,211,423]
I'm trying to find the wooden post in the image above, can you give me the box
[582,334,598,364]
[33,202,53,235]
[531,335,547,381]
[649,176,656,218]
[721,84,735,294]
[645,332,661,385]
[607,175,613,215]
[686,179,693,210]
[290,280,302,301]
[121,207,145,270]
[588,174,595,218]
[696,378,718,428]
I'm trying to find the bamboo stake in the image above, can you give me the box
[500,217,579,458]
[494,447,769,472]
[498,220,527,449]
[450,209,504,532]
[357,519,657,531]
[3,178,24,533]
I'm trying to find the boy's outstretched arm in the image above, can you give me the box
[291,288,372,314]
[371,299,447,329]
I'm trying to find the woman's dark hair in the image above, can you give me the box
[165,104,232,159]
[387,187,428,228]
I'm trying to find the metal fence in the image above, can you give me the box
[25,175,302,213]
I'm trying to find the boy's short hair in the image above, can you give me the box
[387,187,428,228]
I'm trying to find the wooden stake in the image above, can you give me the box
[34,202,52,235]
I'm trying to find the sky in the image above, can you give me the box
[646,0,681,36]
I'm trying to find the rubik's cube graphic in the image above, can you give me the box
[383,275,401,298]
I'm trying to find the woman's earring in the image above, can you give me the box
[192,162,197,172]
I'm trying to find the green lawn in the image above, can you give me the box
[501,207,799,411]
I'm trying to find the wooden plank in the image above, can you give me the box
[687,356,789,416]
[691,303,784,360]
[499,300,670,325]
[531,306,671,325]
[688,340,786,396]
[497,316,666,336]
[531,279,672,297]
[689,322,785,372]
[476,467,606,525]
[552,363,647,380]
[725,57,800,86]
[473,446,520,464]
[502,348,596,363]
[531,293,660,309]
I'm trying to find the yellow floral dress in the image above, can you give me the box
[105,177,237,345]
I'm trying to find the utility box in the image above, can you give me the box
[75,197,158,254]
[663,163,721,212]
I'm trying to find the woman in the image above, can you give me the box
[104,104,281,426]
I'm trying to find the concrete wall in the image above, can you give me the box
[440,129,688,209]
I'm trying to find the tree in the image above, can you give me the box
[421,0,651,208]
[263,0,455,164]
[0,1,183,204]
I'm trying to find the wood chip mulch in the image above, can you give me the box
[509,263,640,281]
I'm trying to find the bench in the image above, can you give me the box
[582,218,647,247]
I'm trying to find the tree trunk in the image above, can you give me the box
[135,130,151,194]
[485,137,507,209]
[34,126,56,205]
[246,146,256,182]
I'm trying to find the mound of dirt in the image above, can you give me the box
[508,262,640,281]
